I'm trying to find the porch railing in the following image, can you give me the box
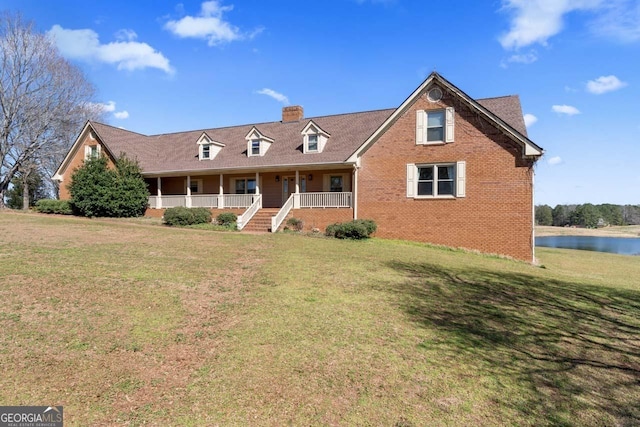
[223,194,255,208]
[299,192,352,208]
[237,195,262,230]
[161,195,187,208]
[191,194,219,208]
[271,194,294,233]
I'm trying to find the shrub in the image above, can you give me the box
[285,217,303,232]
[67,154,149,218]
[325,219,377,240]
[216,212,237,226]
[163,207,212,226]
[35,199,72,215]
[353,219,377,235]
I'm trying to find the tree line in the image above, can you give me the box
[535,204,640,228]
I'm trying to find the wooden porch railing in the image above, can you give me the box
[237,195,262,230]
[271,194,294,233]
[298,192,352,208]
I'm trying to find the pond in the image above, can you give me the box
[536,236,640,256]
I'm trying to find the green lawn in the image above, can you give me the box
[1,212,639,426]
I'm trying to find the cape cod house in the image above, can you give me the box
[54,73,544,261]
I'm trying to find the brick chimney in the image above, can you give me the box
[282,105,304,122]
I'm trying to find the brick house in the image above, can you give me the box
[54,72,543,261]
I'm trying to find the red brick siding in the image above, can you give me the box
[58,134,115,200]
[289,208,354,232]
[358,90,535,261]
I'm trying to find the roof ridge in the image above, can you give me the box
[477,94,519,101]
[144,107,397,138]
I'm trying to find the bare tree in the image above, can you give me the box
[0,12,100,208]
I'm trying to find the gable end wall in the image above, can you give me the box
[58,134,115,200]
[358,89,535,261]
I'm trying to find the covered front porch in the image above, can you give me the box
[145,167,356,231]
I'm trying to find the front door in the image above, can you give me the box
[282,175,307,205]
[282,176,295,204]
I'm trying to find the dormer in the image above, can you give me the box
[244,127,274,157]
[301,120,330,154]
[197,132,225,160]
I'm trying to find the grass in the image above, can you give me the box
[1,211,639,426]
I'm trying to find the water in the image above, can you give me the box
[536,236,640,256]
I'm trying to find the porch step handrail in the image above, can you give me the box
[271,194,294,233]
[237,195,262,230]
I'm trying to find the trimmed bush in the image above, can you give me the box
[285,217,303,232]
[353,219,377,235]
[68,154,149,218]
[35,199,72,215]
[325,219,377,240]
[216,212,237,226]
[163,207,212,226]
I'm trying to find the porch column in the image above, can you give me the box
[186,175,192,208]
[219,173,224,209]
[156,177,162,209]
[294,170,300,208]
[255,171,260,195]
[353,165,358,219]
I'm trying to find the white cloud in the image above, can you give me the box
[524,113,538,127]
[590,0,640,42]
[86,100,116,113]
[256,88,289,104]
[586,75,628,94]
[506,50,539,65]
[86,101,129,120]
[499,0,603,49]
[47,25,173,74]
[552,104,581,115]
[548,156,563,165]
[164,1,262,46]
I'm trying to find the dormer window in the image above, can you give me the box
[197,132,224,160]
[202,144,211,159]
[301,120,330,154]
[251,139,260,155]
[308,134,318,152]
[245,127,274,157]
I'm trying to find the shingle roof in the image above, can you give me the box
[90,95,529,175]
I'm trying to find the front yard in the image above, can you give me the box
[1,212,639,426]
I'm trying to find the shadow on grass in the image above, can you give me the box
[387,261,640,426]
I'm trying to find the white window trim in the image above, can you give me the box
[306,134,319,153]
[245,127,274,157]
[406,161,465,199]
[250,139,261,156]
[416,107,455,145]
[201,144,211,159]
[84,144,101,160]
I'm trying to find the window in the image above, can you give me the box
[330,176,343,192]
[406,162,466,198]
[426,111,444,142]
[235,178,256,194]
[251,140,260,156]
[201,144,211,159]
[307,134,318,152]
[416,107,454,144]
[84,144,101,160]
[187,179,203,194]
[417,165,454,196]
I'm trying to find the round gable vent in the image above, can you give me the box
[427,87,443,102]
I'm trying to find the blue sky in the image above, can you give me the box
[4,0,640,206]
